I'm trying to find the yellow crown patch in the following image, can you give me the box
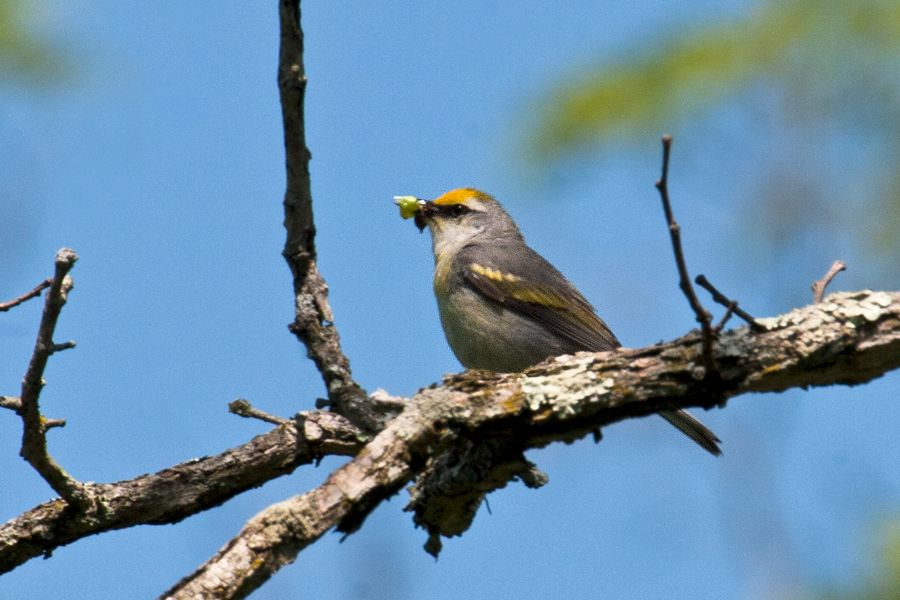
[432,188,494,206]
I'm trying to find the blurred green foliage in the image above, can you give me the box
[0,0,67,85]
[527,0,900,274]
[528,0,899,157]
[811,520,900,600]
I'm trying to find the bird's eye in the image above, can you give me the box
[449,204,468,217]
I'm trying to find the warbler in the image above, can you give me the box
[394,187,721,455]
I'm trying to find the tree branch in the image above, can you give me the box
[277,0,382,432]
[17,248,85,506]
[0,278,52,312]
[654,135,717,375]
[0,410,363,574]
[812,260,847,303]
[166,290,900,598]
[228,398,292,426]
[161,408,421,600]
[695,274,764,332]
[0,396,23,411]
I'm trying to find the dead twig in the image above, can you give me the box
[229,398,291,426]
[812,260,847,303]
[0,396,23,411]
[695,274,764,332]
[0,278,52,312]
[2,395,66,428]
[654,135,717,375]
[714,303,736,333]
[18,248,87,506]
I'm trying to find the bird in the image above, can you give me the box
[394,187,721,455]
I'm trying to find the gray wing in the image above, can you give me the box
[455,242,620,352]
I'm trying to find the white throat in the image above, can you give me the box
[430,222,483,263]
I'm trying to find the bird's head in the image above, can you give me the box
[394,188,522,257]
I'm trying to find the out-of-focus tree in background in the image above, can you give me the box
[813,520,900,600]
[0,0,67,84]
[527,0,900,282]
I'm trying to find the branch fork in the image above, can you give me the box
[13,249,87,506]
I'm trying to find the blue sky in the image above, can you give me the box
[1,2,897,599]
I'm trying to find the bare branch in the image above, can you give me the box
[0,410,364,574]
[812,260,847,303]
[277,0,378,432]
[161,408,419,600]
[695,274,764,332]
[0,396,23,412]
[167,290,900,598]
[0,278,51,312]
[17,248,85,506]
[2,396,65,429]
[48,340,76,354]
[229,398,291,426]
[714,302,736,332]
[654,135,717,375]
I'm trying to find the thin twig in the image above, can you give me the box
[0,396,23,411]
[654,135,717,374]
[812,260,847,303]
[2,395,66,427]
[714,303,736,333]
[695,274,764,332]
[0,279,52,312]
[18,248,87,506]
[229,399,291,426]
[49,340,77,354]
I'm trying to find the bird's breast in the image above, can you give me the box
[432,250,454,297]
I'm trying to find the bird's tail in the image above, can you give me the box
[659,409,722,456]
